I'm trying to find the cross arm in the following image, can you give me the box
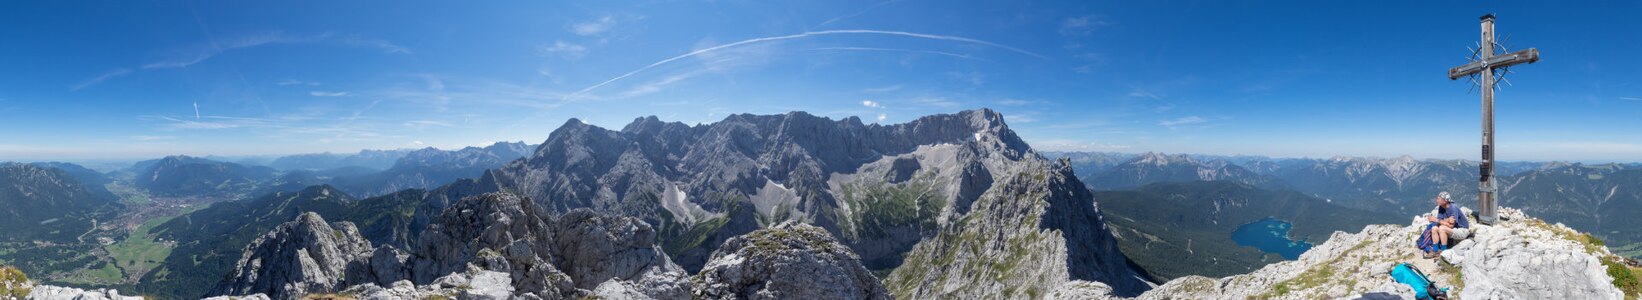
[1447,48,1541,80]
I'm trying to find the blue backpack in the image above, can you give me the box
[1416,223,1439,252]
[1390,262,1448,300]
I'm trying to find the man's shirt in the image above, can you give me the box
[1431,205,1471,229]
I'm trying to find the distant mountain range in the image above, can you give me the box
[326,141,532,198]
[132,155,280,198]
[1050,151,1642,259]
[128,109,1154,298]
[266,149,415,171]
[0,163,121,242]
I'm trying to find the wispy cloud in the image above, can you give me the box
[1007,111,1041,123]
[814,0,905,29]
[75,32,408,89]
[877,113,888,122]
[277,79,320,86]
[915,97,959,108]
[1128,90,1163,100]
[570,16,617,36]
[142,32,409,70]
[1159,116,1207,127]
[946,71,984,85]
[403,120,454,129]
[861,100,884,108]
[618,70,704,98]
[145,113,394,143]
[337,35,412,54]
[1620,96,1641,101]
[566,29,1045,101]
[998,98,1042,106]
[539,41,589,60]
[1060,15,1110,36]
[310,91,350,97]
[805,47,980,60]
[193,102,201,119]
[1033,139,1131,152]
[862,85,902,93]
[70,68,132,91]
[133,135,177,141]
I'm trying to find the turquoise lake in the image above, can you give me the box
[1230,217,1314,260]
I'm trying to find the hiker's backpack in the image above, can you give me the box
[1390,262,1448,300]
[1416,223,1439,253]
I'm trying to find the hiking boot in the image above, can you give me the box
[1423,251,1439,259]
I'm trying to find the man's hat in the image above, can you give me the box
[1437,191,1452,202]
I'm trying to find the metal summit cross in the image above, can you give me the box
[1447,14,1539,225]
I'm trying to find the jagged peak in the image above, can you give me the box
[1133,151,1195,165]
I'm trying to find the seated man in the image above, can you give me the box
[1424,191,1470,258]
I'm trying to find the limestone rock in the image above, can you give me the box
[886,157,1152,298]
[409,192,573,298]
[1446,208,1624,299]
[552,209,689,299]
[692,221,890,300]
[208,212,374,300]
[341,268,515,300]
[24,285,144,300]
[1127,207,1625,300]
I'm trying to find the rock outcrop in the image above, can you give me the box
[1097,207,1629,299]
[208,192,692,300]
[406,192,575,298]
[207,212,374,300]
[885,157,1151,298]
[207,191,916,300]
[1443,208,1625,299]
[692,221,890,300]
[24,285,145,300]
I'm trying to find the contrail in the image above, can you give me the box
[193,102,201,119]
[805,47,982,61]
[563,29,1045,101]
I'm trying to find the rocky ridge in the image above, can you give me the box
[482,109,1152,297]
[205,191,897,300]
[1059,207,1631,299]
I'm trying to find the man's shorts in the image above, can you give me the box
[1451,227,1471,240]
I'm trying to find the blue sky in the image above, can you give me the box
[1,1,1638,162]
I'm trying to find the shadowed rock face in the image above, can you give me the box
[208,212,373,300]
[488,109,1035,270]
[209,192,691,300]
[693,221,891,300]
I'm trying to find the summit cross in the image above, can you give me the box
[1447,14,1540,225]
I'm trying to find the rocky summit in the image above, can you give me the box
[692,221,891,300]
[1056,207,1631,299]
[208,212,374,299]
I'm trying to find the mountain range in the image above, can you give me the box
[1054,151,1642,259]
[2,109,1637,299]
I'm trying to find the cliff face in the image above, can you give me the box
[483,109,1152,297]
[208,212,374,299]
[885,157,1150,298]
[205,192,688,300]
[203,191,907,300]
[1062,207,1633,299]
